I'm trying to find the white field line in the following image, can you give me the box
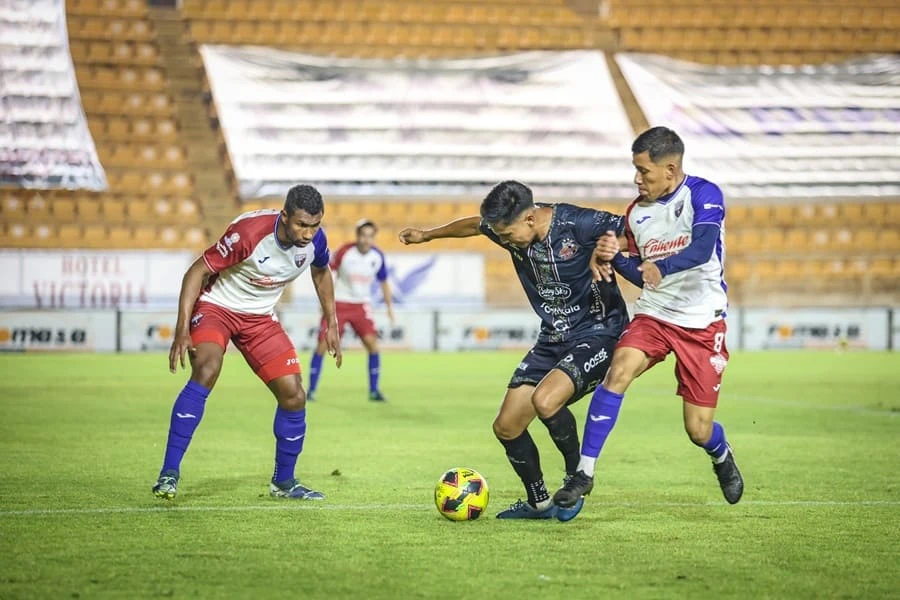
[0,499,897,518]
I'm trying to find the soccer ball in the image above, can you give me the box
[434,467,489,521]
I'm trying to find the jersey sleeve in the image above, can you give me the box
[202,222,255,273]
[478,219,506,248]
[330,242,352,271]
[573,207,625,246]
[623,200,640,256]
[690,182,725,227]
[374,247,388,282]
[312,229,330,268]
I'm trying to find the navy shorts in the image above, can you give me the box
[508,335,619,403]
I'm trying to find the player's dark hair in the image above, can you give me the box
[284,184,324,217]
[480,180,534,226]
[355,219,377,235]
[632,126,684,162]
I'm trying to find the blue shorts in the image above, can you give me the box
[509,335,619,404]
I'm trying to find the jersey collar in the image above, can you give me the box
[273,214,294,251]
[655,175,689,205]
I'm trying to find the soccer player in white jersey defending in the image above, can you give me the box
[554,126,744,508]
[307,219,395,402]
[152,184,342,501]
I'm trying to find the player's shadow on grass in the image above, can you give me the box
[181,476,248,500]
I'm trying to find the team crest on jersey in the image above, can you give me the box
[709,353,728,374]
[674,200,684,218]
[294,253,307,268]
[558,238,578,261]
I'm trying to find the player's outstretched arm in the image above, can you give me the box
[310,265,343,368]
[380,280,396,323]
[169,257,214,373]
[398,216,482,245]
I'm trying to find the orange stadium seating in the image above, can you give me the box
[1,0,897,307]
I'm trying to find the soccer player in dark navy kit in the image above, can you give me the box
[399,180,627,521]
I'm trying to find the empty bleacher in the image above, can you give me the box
[1,0,897,307]
[1,0,209,251]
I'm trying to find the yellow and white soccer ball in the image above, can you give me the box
[434,467,489,521]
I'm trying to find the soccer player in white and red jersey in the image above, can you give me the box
[152,184,342,501]
[307,219,394,402]
[554,126,744,508]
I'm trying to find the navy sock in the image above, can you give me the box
[161,380,210,474]
[368,352,380,392]
[577,386,624,477]
[273,407,307,483]
[498,431,548,507]
[539,406,580,475]
[698,421,728,462]
[308,353,324,394]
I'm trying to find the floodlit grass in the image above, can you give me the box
[1,351,898,598]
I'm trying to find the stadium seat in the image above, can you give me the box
[58,224,83,247]
[26,195,51,221]
[878,228,900,252]
[77,196,103,221]
[52,198,77,220]
[101,198,127,223]
[1,193,26,219]
[82,224,108,248]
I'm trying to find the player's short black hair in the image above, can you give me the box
[355,218,377,235]
[284,184,324,217]
[480,180,534,226]
[632,126,685,162]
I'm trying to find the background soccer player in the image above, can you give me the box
[399,181,628,521]
[152,184,342,501]
[308,219,394,402]
[554,126,744,509]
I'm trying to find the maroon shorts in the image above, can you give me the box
[318,301,378,341]
[617,314,729,407]
[189,301,300,384]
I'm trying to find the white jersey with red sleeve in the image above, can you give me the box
[625,175,728,329]
[331,242,388,304]
[199,210,330,315]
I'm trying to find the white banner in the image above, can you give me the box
[201,46,635,199]
[616,53,900,198]
[119,310,176,352]
[0,0,106,189]
[741,308,890,350]
[291,252,485,306]
[437,310,540,351]
[892,308,900,351]
[279,308,435,352]
[0,250,192,309]
[0,310,116,352]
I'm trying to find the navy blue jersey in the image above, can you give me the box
[480,203,629,344]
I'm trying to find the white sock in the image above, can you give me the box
[577,455,596,477]
[534,498,553,511]
[713,446,729,464]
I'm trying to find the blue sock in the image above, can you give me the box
[161,380,210,474]
[308,352,324,394]
[273,407,307,483]
[577,386,624,477]
[368,353,380,393]
[698,421,728,462]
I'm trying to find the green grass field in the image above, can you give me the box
[1,350,899,599]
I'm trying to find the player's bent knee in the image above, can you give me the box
[531,387,565,420]
[492,416,522,441]
[684,418,712,445]
[190,358,222,389]
[278,387,306,412]
[603,362,634,392]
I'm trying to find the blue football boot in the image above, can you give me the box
[496,499,558,519]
